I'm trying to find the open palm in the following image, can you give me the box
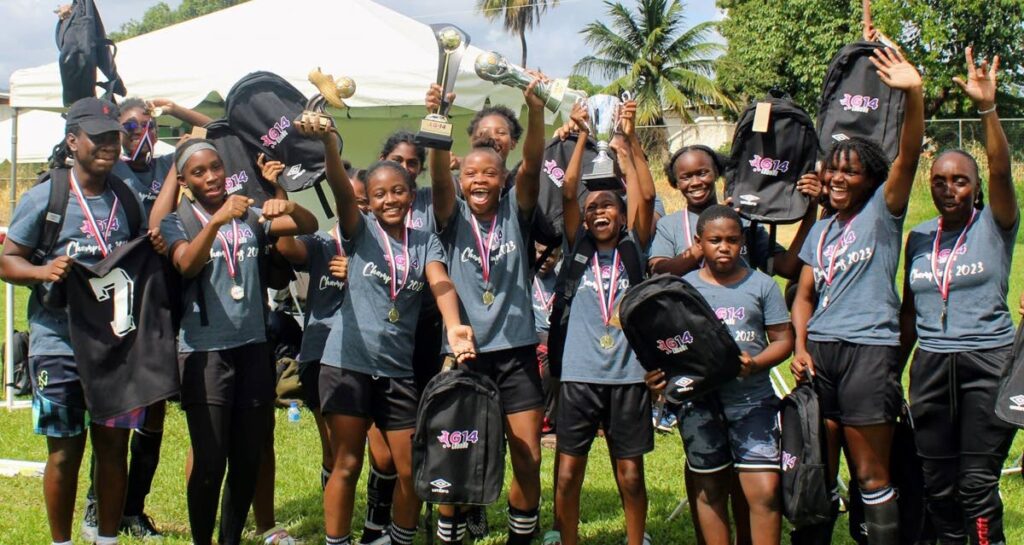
[953,46,998,107]
[870,47,922,91]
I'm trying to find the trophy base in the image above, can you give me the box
[582,158,621,191]
[415,116,454,150]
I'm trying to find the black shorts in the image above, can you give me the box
[178,343,275,409]
[557,382,654,459]
[299,360,322,411]
[318,366,420,431]
[808,340,902,426]
[462,344,544,414]
[412,305,444,390]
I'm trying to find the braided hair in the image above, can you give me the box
[824,137,890,195]
[933,149,985,210]
[46,124,81,170]
[664,145,725,188]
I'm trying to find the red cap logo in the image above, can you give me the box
[102,105,110,114]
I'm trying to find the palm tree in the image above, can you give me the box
[476,0,560,67]
[574,0,735,127]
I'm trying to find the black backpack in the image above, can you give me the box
[817,41,905,162]
[618,274,741,403]
[780,380,831,528]
[413,367,505,505]
[55,0,125,105]
[31,168,143,266]
[175,196,269,326]
[3,330,31,396]
[726,91,817,224]
[204,119,277,208]
[546,229,645,377]
[536,135,599,237]
[996,321,1024,428]
[224,71,342,216]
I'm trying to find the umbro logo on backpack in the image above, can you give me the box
[430,479,452,493]
[1009,395,1024,411]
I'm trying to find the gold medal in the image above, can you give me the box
[482,290,495,306]
[599,334,614,350]
[230,284,244,301]
[388,307,400,323]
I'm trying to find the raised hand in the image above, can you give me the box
[953,46,998,110]
[257,153,285,185]
[212,195,252,226]
[425,83,455,114]
[294,111,335,141]
[259,198,296,223]
[523,71,549,111]
[796,172,823,199]
[870,46,922,91]
[448,325,477,363]
[617,100,637,137]
[146,98,177,117]
[569,100,590,134]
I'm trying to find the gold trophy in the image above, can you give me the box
[415,24,470,150]
[299,67,356,131]
[474,50,588,114]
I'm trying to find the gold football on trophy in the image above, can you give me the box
[438,26,462,52]
[308,68,355,109]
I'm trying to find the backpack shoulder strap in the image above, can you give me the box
[617,235,645,286]
[556,227,597,303]
[32,169,71,266]
[175,197,210,326]
[106,175,142,237]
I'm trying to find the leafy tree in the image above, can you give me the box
[716,0,1024,118]
[568,74,601,96]
[109,0,247,41]
[573,0,735,128]
[476,0,560,67]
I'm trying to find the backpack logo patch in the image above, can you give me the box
[286,164,306,180]
[782,451,798,471]
[429,478,452,494]
[1010,395,1024,412]
[831,133,850,142]
[748,155,790,177]
[260,116,291,149]
[673,376,694,390]
[225,170,249,193]
[840,94,879,113]
[437,430,479,450]
[738,194,760,207]
[657,332,694,354]
[544,159,565,187]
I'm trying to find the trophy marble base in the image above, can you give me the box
[415,115,455,150]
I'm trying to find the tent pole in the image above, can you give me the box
[5,108,17,410]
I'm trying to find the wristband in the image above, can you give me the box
[978,105,997,116]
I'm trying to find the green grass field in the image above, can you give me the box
[2,153,1024,544]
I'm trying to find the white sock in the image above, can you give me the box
[53,541,73,545]
[95,535,118,545]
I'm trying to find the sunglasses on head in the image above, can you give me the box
[122,118,156,134]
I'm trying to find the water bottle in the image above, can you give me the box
[287,401,301,423]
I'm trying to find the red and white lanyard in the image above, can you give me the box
[470,214,499,289]
[373,219,411,305]
[190,204,241,283]
[930,208,977,308]
[333,224,344,257]
[814,213,858,287]
[533,278,555,313]
[592,250,622,328]
[69,169,120,258]
[681,208,693,249]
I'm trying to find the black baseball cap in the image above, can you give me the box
[65,97,125,136]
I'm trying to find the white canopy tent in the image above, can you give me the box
[4,0,537,408]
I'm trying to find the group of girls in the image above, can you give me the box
[4,32,1020,545]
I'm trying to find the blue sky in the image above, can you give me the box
[0,0,722,89]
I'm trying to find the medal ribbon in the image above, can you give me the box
[470,214,499,288]
[69,169,120,258]
[682,207,693,250]
[190,204,241,283]
[373,219,410,305]
[815,213,858,287]
[592,250,622,327]
[930,208,977,305]
[333,224,344,257]
[533,278,556,313]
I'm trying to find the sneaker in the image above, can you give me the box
[81,496,98,542]
[465,505,489,539]
[656,410,677,432]
[261,525,297,545]
[623,532,652,545]
[120,513,163,540]
[542,530,563,545]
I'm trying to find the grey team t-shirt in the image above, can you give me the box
[532,271,558,334]
[320,214,446,377]
[649,208,783,270]
[560,245,646,385]
[8,177,144,356]
[905,207,1018,352]
[684,268,789,398]
[798,185,905,346]
[437,187,538,352]
[113,155,173,216]
[407,186,435,233]
[161,207,271,352]
[295,230,345,363]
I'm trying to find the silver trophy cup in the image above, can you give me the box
[581,94,622,185]
[474,51,587,114]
